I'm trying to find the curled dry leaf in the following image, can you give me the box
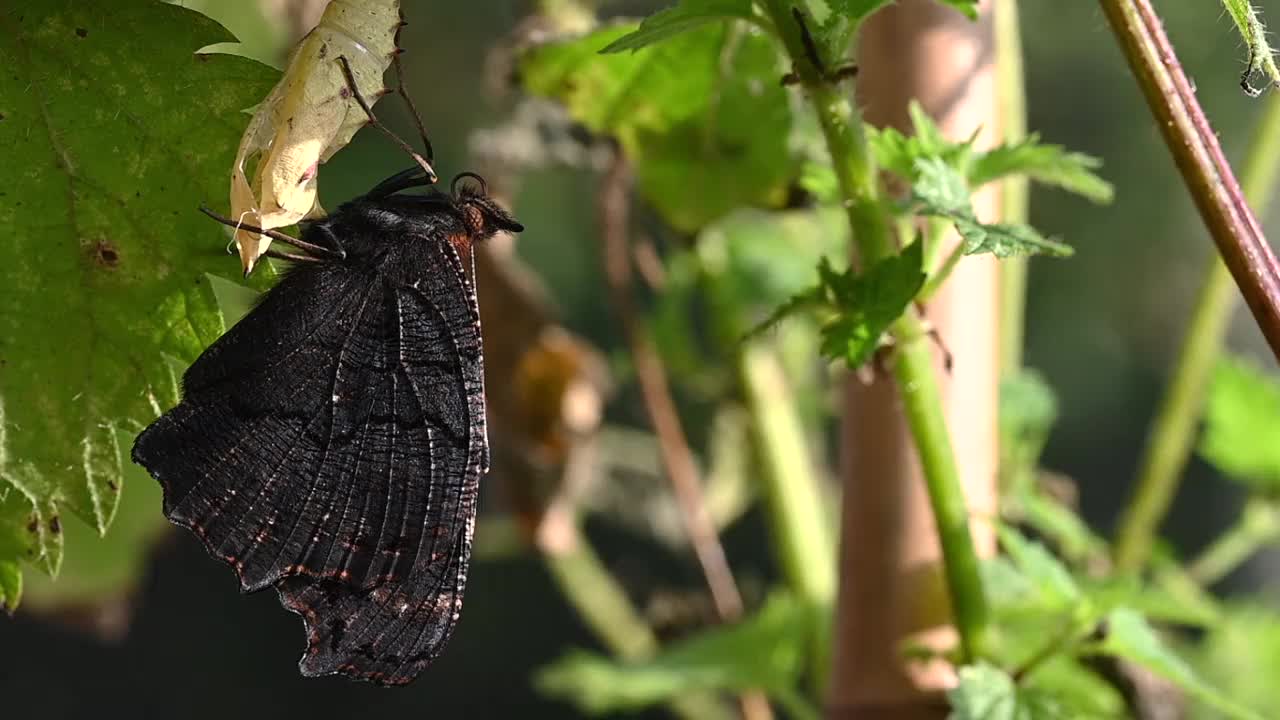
[230,0,402,273]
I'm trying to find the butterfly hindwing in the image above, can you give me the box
[133,237,483,597]
[279,239,486,685]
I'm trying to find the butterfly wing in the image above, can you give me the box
[278,244,488,685]
[133,237,486,606]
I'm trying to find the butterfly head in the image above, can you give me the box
[451,172,523,239]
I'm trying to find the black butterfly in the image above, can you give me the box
[132,165,521,685]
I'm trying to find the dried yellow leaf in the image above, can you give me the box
[229,0,402,274]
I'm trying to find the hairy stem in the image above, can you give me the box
[760,0,991,662]
[1113,94,1280,572]
[1098,0,1280,363]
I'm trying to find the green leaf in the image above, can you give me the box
[938,0,980,21]
[999,370,1058,482]
[19,433,167,611]
[600,0,757,53]
[995,524,1080,612]
[523,22,795,231]
[758,240,925,369]
[954,217,1073,259]
[0,1,276,600]
[536,593,818,716]
[1219,0,1280,96]
[1012,492,1108,567]
[0,559,20,614]
[868,102,974,182]
[947,663,1068,720]
[1080,575,1218,628]
[1199,355,1280,493]
[1191,602,1280,719]
[969,135,1114,204]
[1092,608,1264,720]
[911,158,1072,258]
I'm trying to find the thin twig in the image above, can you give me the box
[1098,0,1280,363]
[598,148,774,720]
[597,148,744,622]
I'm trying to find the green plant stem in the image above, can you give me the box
[760,0,990,662]
[1113,93,1280,572]
[1186,498,1280,586]
[920,240,966,302]
[543,534,734,720]
[739,343,835,605]
[1098,0,1280,361]
[995,0,1029,375]
[737,342,834,689]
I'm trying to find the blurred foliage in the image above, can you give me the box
[1200,355,1280,493]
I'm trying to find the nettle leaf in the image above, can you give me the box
[1199,355,1280,493]
[536,594,816,715]
[1092,608,1264,720]
[523,22,795,231]
[0,2,276,598]
[600,0,757,53]
[19,434,166,611]
[756,240,924,368]
[1192,602,1280,718]
[947,663,1068,720]
[868,101,975,181]
[970,135,1114,204]
[912,158,1073,258]
[994,524,1080,612]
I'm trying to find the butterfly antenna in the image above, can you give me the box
[337,55,437,184]
[391,17,435,165]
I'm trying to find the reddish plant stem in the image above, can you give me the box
[1098,0,1280,362]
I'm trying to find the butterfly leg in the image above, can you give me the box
[337,55,437,184]
[262,249,324,265]
[199,206,345,261]
[389,12,435,167]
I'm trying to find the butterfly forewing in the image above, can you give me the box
[133,196,492,685]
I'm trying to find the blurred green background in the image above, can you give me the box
[2,0,1278,716]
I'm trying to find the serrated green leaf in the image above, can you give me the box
[953,217,1073,258]
[913,156,973,214]
[600,0,757,53]
[1092,608,1264,720]
[1191,602,1280,719]
[910,158,1072,258]
[20,432,167,610]
[523,22,795,231]
[969,135,1113,204]
[761,240,924,368]
[536,593,817,715]
[868,103,973,183]
[1199,355,1280,493]
[0,1,277,601]
[948,663,1068,720]
[749,238,924,370]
